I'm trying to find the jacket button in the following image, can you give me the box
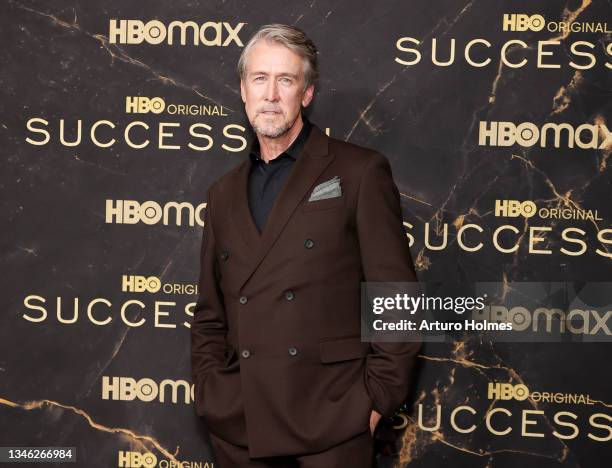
[241,349,251,359]
[284,290,295,301]
[288,347,298,356]
[304,239,314,249]
[220,250,229,261]
[239,296,248,305]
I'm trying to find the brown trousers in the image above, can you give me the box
[210,430,374,468]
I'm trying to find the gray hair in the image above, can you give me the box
[237,24,319,91]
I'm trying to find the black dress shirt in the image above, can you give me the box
[248,117,312,233]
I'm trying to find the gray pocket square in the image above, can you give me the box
[309,176,342,201]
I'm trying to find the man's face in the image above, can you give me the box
[240,40,314,138]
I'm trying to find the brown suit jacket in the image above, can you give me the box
[191,123,421,457]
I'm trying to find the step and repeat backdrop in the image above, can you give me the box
[1,0,611,467]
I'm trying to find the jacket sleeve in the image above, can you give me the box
[191,188,227,411]
[356,152,422,418]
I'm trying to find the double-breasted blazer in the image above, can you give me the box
[191,123,421,458]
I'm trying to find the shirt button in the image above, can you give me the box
[241,349,251,359]
[288,347,298,356]
[284,290,295,301]
[304,239,314,249]
[220,250,229,261]
[239,296,248,305]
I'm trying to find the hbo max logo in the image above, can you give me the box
[502,14,545,32]
[105,200,206,227]
[109,19,245,46]
[102,376,193,404]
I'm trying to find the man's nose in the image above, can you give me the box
[264,80,280,101]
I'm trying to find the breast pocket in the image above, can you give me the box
[318,336,372,403]
[302,195,345,212]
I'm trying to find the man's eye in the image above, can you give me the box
[254,76,265,82]
[280,77,292,84]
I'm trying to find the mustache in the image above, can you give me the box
[258,107,283,114]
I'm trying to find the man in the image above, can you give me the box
[191,24,420,467]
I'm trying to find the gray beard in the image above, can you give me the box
[252,120,291,138]
[251,112,298,138]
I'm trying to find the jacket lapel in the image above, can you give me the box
[238,125,334,291]
[231,160,262,251]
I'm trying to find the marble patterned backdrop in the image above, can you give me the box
[1,0,610,467]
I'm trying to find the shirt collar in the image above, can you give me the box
[249,116,312,164]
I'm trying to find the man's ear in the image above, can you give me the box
[240,80,246,103]
[301,84,315,108]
